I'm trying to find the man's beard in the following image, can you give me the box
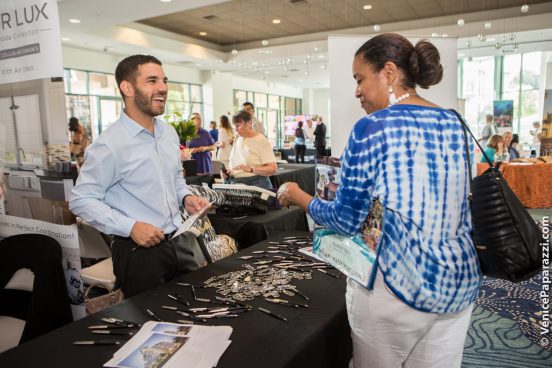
[133,85,165,117]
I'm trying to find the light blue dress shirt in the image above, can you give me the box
[69,111,192,237]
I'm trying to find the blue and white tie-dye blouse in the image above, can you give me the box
[308,104,481,314]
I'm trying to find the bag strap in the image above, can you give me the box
[449,109,497,175]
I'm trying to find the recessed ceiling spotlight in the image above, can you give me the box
[199,32,207,36]
[69,18,81,24]
[261,39,269,46]
[484,22,491,30]
[160,0,172,2]
[231,49,238,55]
[363,5,372,10]
[431,32,439,37]
[478,34,486,41]
[373,24,380,32]
[272,19,281,24]
[457,18,464,26]
[521,4,529,13]
[495,42,502,50]
[314,47,320,52]
[509,34,516,41]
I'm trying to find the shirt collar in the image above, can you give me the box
[120,110,163,137]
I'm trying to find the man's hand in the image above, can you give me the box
[184,195,210,214]
[130,222,165,247]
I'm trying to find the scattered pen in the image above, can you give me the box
[175,310,207,323]
[265,298,309,308]
[101,318,141,327]
[146,309,162,322]
[91,330,134,336]
[317,268,339,278]
[168,293,190,306]
[87,325,133,330]
[73,340,122,346]
[176,319,195,325]
[257,307,288,322]
[293,289,310,301]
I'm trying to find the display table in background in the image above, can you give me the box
[270,163,315,195]
[476,162,552,208]
[0,231,351,368]
[208,206,308,248]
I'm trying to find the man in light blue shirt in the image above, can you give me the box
[70,55,209,297]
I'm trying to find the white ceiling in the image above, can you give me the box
[57,0,552,88]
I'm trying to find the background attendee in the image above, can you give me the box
[294,121,307,163]
[502,131,516,161]
[70,55,209,298]
[278,34,480,368]
[530,121,542,154]
[68,116,90,167]
[216,115,235,167]
[209,120,219,142]
[479,114,497,147]
[242,101,265,136]
[313,116,327,156]
[481,134,504,163]
[510,133,521,159]
[187,113,216,174]
[223,110,276,189]
[304,118,315,145]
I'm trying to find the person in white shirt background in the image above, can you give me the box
[242,101,265,136]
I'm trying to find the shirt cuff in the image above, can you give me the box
[117,216,136,238]
[177,187,193,206]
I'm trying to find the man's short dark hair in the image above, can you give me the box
[115,55,162,98]
[69,117,79,125]
[232,110,252,124]
[242,102,254,110]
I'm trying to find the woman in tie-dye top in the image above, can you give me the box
[278,33,481,368]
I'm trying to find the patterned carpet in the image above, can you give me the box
[462,273,552,367]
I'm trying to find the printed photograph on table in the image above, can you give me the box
[152,323,192,337]
[117,333,189,368]
[315,157,340,201]
[493,100,514,129]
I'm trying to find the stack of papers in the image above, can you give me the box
[104,321,232,368]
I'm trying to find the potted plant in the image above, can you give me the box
[164,111,198,145]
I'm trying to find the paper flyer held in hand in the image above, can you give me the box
[171,202,213,239]
[104,321,232,368]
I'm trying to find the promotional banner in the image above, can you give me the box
[0,214,86,320]
[493,100,514,132]
[0,0,63,84]
[540,89,552,156]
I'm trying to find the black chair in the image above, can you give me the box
[182,159,197,177]
[0,234,73,349]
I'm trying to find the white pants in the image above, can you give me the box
[346,274,473,368]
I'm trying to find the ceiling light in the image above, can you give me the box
[457,18,464,26]
[465,41,472,48]
[231,49,238,55]
[486,37,496,42]
[484,22,491,30]
[478,34,486,41]
[373,24,380,32]
[442,33,448,38]
[363,5,372,10]
[494,43,502,50]
[160,0,172,2]
[69,18,81,24]
[272,19,281,24]
[317,54,324,59]
[509,34,516,41]
[199,32,207,36]
[521,4,529,13]
[513,43,519,49]
[261,40,269,46]
[61,37,70,42]
[320,64,327,70]
[314,47,320,52]
[431,32,439,37]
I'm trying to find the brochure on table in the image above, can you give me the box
[104,321,232,368]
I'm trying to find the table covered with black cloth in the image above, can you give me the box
[0,231,351,368]
[185,173,215,186]
[277,148,317,163]
[208,206,308,248]
[270,163,315,195]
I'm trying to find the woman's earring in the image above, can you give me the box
[388,86,397,105]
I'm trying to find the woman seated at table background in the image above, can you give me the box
[508,133,521,159]
[222,110,276,189]
[216,115,235,168]
[481,134,504,163]
[188,112,216,174]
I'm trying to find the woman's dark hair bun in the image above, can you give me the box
[409,40,443,89]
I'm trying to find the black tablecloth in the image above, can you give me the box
[0,231,351,368]
[209,206,308,248]
[277,148,317,163]
[185,174,215,186]
[271,163,315,195]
